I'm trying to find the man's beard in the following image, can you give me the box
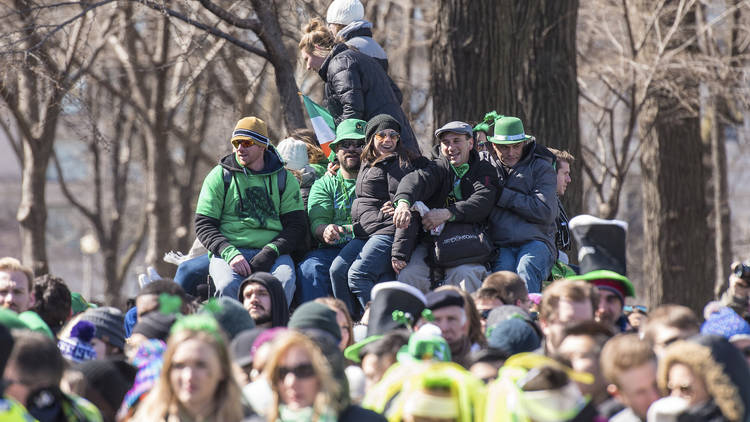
[253,312,272,326]
[340,155,361,173]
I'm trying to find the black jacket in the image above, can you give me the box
[319,43,418,153]
[394,149,498,223]
[351,154,427,261]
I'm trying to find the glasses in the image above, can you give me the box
[480,309,492,320]
[277,362,316,379]
[232,139,261,148]
[374,130,400,142]
[336,139,365,150]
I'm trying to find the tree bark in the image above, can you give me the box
[249,0,305,132]
[431,0,582,215]
[640,97,715,313]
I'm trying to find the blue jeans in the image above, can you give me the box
[347,235,395,311]
[330,239,366,315]
[209,248,295,303]
[297,247,343,303]
[174,254,210,296]
[491,240,554,293]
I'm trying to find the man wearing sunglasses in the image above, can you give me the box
[195,116,306,304]
[299,119,365,307]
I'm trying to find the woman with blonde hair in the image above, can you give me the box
[298,18,418,153]
[130,314,250,421]
[265,331,343,421]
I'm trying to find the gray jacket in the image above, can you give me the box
[483,142,558,257]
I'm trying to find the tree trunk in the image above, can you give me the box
[431,0,581,215]
[143,16,175,277]
[640,97,715,313]
[18,137,53,275]
[250,0,305,132]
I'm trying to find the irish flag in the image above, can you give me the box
[300,93,336,156]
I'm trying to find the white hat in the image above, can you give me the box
[276,138,309,171]
[326,0,365,25]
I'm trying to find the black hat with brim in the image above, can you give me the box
[344,282,426,362]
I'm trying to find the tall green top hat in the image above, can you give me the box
[489,116,533,145]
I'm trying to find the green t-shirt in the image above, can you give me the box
[195,159,304,262]
[307,171,357,245]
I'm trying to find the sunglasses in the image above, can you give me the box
[374,130,400,142]
[480,309,492,320]
[277,362,316,379]
[336,139,365,150]
[232,138,262,148]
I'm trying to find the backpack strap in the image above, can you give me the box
[222,167,287,206]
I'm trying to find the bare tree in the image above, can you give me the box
[53,79,146,306]
[0,2,113,274]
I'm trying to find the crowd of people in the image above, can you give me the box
[2,0,750,421]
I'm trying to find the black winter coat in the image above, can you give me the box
[351,154,428,261]
[319,43,418,153]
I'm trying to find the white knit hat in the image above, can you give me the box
[276,138,309,171]
[326,0,365,25]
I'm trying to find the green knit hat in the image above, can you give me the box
[331,118,366,150]
[489,116,533,145]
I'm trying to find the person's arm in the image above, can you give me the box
[447,163,499,223]
[194,167,240,263]
[307,176,336,243]
[496,160,557,224]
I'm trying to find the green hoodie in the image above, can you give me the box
[307,170,356,245]
[195,150,304,262]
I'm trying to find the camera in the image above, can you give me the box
[735,262,750,279]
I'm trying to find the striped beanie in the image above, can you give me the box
[231,116,270,147]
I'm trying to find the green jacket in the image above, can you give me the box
[195,149,306,263]
[307,170,357,245]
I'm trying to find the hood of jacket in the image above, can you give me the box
[219,144,286,176]
[337,20,373,40]
[237,272,290,327]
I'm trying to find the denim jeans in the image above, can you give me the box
[174,254,210,296]
[209,248,295,303]
[347,234,396,311]
[491,240,554,293]
[297,247,343,303]
[330,239,366,315]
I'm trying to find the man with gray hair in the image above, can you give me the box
[392,121,498,293]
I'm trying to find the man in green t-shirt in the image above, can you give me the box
[195,116,306,303]
[298,119,365,311]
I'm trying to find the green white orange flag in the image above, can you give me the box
[300,93,336,156]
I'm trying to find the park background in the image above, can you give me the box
[0,0,748,312]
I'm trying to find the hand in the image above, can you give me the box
[392,258,407,274]
[393,202,411,229]
[381,201,395,217]
[421,208,452,231]
[327,161,340,176]
[229,254,251,277]
[323,224,345,244]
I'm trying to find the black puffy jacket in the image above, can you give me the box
[319,43,418,153]
[351,154,428,261]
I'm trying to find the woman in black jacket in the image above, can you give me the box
[298,19,419,153]
[329,115,424,317]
